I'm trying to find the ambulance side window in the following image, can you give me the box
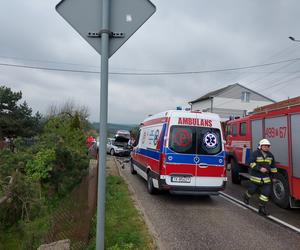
[231,124,237,137]
[134,129,141,147]
[240,122,246,136]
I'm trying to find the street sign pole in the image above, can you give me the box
[55,1,156,249]
[96,0,110,249]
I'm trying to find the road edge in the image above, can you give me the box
[113,157,165,250]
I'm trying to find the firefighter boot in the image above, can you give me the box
[243,192,250,205]
[258,204,269,216]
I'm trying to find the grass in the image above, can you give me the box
[86,176,155,250]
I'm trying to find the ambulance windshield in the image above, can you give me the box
[169,126,222,155]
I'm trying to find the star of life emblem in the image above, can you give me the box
[203,132,218,148]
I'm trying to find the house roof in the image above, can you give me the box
[189,83,275,104]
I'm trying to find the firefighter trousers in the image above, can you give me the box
[246,181,271,204]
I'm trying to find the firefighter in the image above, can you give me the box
[243,138,278,216]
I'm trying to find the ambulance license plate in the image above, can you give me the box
[171,176,191,183]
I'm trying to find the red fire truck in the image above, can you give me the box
[225,97,300,208]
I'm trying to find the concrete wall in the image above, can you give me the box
[38,239,70,250]
[213,97,272,111]
[217,84,272,102]
[191,99,211,111]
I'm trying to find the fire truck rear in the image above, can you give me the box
[225,97,300,208]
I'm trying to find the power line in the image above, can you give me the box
[1,57,300,75]
[223,45,297,85]
[0,62,99,74]
[244,60,299,86]
[0,54,99,69]
[258,73,300,92]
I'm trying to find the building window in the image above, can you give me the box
[241,91,250,102]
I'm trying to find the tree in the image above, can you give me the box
[46,100,90,131]
[0,86,42,139]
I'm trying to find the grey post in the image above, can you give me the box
[96,0,110,249]
[55,0,156,249]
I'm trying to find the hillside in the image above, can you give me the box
[91,123,138,137]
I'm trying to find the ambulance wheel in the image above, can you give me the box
[147,175,157,194]
[130,161,137,175]
[110,149,115,156]
[231,158,241,184]
[272,172,290,209]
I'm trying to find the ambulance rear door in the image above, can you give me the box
[195,123,225,188]
[165,123,198,187]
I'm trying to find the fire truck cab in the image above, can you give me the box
[225,98,300,208]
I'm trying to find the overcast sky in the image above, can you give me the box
[1,0,300,124]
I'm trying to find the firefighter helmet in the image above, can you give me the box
[259,139,271,148]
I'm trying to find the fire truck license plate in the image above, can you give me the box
[171,176,191,183]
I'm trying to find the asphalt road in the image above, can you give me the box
[116,157,300,250]
[223,173,300,230]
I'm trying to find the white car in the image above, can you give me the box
[106,137,131,156]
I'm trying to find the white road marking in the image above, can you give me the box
[219,191,300,234]
[220,194,247,210]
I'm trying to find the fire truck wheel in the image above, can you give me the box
[231,158,241,184]
[130,161,137,175]
[272,173,290,209]
[147,175,157,194]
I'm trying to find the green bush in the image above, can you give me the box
[26,148,56,181]
[0,171,42,228]
[0,107,90,243]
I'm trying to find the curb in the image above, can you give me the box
[113,157,165,250]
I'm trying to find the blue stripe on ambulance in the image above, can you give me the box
[136,148,160,161]
[165,149,225,165]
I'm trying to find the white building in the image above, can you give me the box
[189,83,275,121]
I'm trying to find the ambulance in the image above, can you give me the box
[130,110,227,195]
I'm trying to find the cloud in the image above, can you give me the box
[1,0,300,124]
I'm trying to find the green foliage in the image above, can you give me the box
[0,85,42,139]
[0,96,91,246]
[18,212,50,250]
[35,115,89,196]
[0,147,31,176]
[26,148,56,181]
[0,206,50,250]
[0,171,43,228]
[130,126,140,142]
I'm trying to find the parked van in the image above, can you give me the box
[130,110,227,195]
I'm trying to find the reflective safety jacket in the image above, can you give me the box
[249,149,277,184]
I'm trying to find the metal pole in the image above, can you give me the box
[96,0,110,249]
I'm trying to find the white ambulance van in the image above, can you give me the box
[130,110,227,195]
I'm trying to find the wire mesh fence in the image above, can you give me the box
[43,160,97,250]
